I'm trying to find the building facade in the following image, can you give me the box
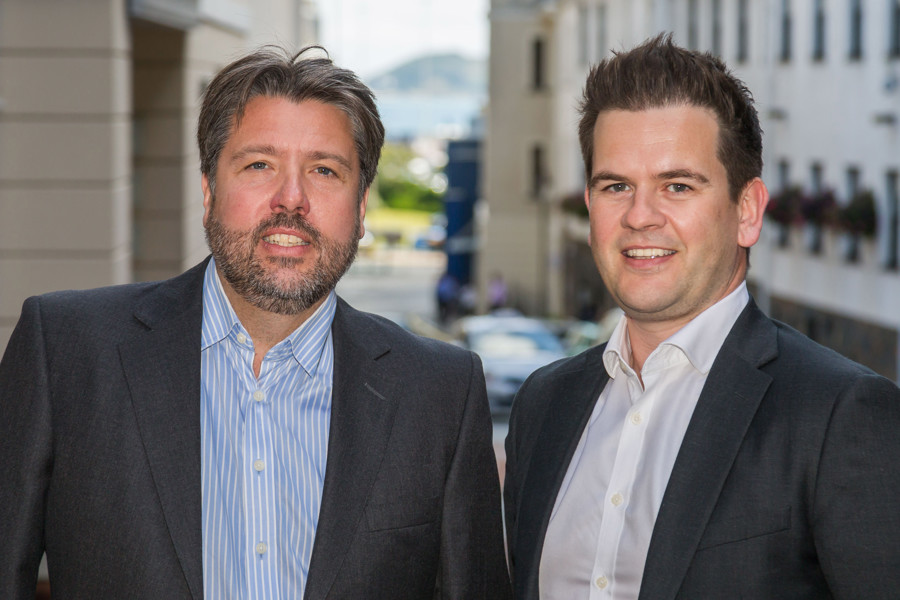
[481,0,900,379]
[0,0,318,352]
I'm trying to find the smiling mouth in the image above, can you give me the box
[263,233,310,247]
[624,248,676,259]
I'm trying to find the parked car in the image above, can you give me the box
[453,313,568,414]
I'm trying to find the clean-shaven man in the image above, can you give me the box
[504,34,900,600]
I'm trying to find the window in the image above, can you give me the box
[846,167,861,200]
[890,0,900,58]
[712,0,722,56]
[532,38,545,90]
[531,145,546,197]
[813,0,826,61]
[780,0,792,62]
[597,4,608,59]
[737,0,749,62]
[849,0,863,60]
[579,4,589,65]
[778,160,791,190]
[887,171,899,270]
[688,0,699,50]
[811,162,824,193]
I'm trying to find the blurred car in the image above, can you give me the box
[453,313,568,414]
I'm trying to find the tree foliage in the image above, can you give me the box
[375,143,445,213]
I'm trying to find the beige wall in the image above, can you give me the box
[480,3,553,315]
[0,0,133,348]
[0,0,317,352]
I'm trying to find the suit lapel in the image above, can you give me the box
[304,300,400,600]
[516,348,609,600]
[118,261,208,600]
[638,301,777,600]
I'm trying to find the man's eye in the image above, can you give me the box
[315,166,335,176]
[248,162,267,170]
[605,183,629,193]
[667,183,691,193]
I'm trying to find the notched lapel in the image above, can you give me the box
[304,302,400,600]
[516,350,608,600]
[119,264,206,600]
[639,301,777,600]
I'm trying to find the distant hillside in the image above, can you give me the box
[368,53,486,95]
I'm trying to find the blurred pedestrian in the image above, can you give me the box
[488,272,508,311]
[0,46,510,600]
[504,33,900,600]
[436,271,460,323]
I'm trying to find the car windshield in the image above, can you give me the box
[469,329,564,357]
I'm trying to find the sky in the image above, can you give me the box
[315,0,489,80]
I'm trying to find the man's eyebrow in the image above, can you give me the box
[588,170,628,189]
[228,144,282,163]
[226,147,354,172]
[657,169,710,184]
[309,151,353,172]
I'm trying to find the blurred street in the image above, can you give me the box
[336,247,510,481]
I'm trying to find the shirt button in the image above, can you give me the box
[595,575,609,589]
[255,542,267,555]
[630,412,643,425]
[253,459,265,472]
[611,493,624,507]
[236,333,247,344]
[253,390,265,402]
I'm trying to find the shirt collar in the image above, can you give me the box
[603,281,750,377]
[201,257,338,376]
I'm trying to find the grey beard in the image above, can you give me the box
[205,209,359,316]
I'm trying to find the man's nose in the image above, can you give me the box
[621,188,665,230]
[270,172,309,214]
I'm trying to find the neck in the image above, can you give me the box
[217,272,326,378]
[624,278,746,376]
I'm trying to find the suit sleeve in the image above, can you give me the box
[437,351,512,599]
[0,297,53,599]
[813,373,900,599]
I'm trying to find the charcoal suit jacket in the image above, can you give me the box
[0,258,511,599]
[504,298,900,599]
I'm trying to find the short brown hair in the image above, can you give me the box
[198,45,384,202]
[578,33,762,202]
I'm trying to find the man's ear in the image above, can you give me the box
[358,188,370,238]
[737,177,768,249]
[201,174,213,226]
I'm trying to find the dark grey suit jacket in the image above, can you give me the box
[0,259,511,599]
[504,299,900,599]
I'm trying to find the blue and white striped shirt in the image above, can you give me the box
[200,258,335,599]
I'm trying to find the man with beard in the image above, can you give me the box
[0,47,511,600]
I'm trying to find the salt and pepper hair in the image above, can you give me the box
[578,33,763,202]
[197,45,385,203]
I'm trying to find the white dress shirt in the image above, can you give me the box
[539,282,750,600]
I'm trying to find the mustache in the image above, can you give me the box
[251,212,322,245]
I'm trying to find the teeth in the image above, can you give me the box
[263,233,309,247]
[624,248,675,259]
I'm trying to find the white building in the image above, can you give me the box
[0,0,318,352]
[481,0,900,379]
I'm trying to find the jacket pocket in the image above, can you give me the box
[365,495,441,532]
[696,506,791,550]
